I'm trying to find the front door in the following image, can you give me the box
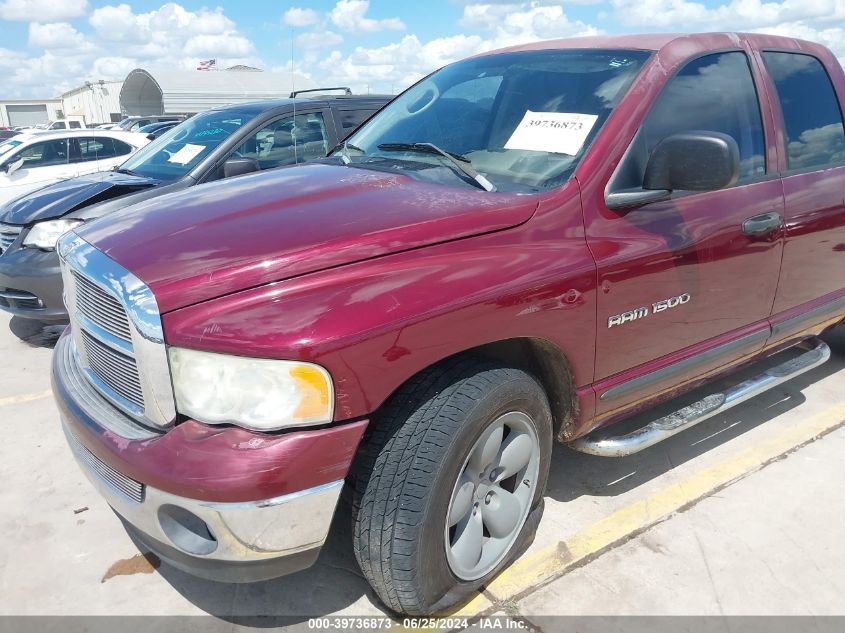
[0,138,74,202]
[584,50,784,417]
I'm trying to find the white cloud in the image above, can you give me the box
[610,0,843,29]
[283,7,320,27]
[28,22,90,51]
[87,4,146,42]
[608,0,845,66]
[7,52,87,95]
[296,30,344,52]
[3,2,262,98]
[304,2,600,94]
[462,3,600,49]
[184,33,255,58]
[87,2,256,68]
[0,0,87,21]
[90,56,138,79]
[751,23,845,59]
[329,0,405,33]
[0,48,27,69]
[310,33,485,93]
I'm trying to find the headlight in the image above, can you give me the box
[168,347,334,431]
[23,219,83,250]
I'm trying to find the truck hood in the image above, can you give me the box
[0,171,158,225]
[77,163,538,313]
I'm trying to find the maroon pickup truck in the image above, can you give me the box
[52,32,844,615]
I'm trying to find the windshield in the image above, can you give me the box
[0,139,23,159]
[118,109,257,182]
[341,49,650,191]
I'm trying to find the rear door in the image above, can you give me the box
[72,136,138,174]
[584,50,784,416]
[72,136,106,176]
[760,51,845,341]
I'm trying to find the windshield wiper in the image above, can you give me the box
[113,167,141,176]
[377,142,496,192]
[329,140,365,164]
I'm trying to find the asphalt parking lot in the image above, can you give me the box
[1,312,844,628]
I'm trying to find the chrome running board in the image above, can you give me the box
[570,337,831,457]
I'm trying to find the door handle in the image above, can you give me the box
[742,212,782,238]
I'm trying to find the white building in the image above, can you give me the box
[119,68,315,115]
[3,66,316,128]
[0,99,63,127]
[60,81,123,125]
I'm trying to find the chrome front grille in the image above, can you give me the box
[72,270,133,341]
[57,233,177,429]
[80,330,144,407]
[66,428,145,503]
[0,224,21,255]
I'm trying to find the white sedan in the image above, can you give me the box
[0,130,150,206]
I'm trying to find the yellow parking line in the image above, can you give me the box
[0,389,52,408]
[443,401,845,617]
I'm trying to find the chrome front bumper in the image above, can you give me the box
[64,425,343,582]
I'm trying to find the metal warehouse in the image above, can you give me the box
[119,68,316,115]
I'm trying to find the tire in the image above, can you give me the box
[349,357,553,615]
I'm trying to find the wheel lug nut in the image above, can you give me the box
[485,491,494,504]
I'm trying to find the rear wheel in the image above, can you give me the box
[349,358,552,615]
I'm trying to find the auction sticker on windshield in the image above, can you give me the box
[505,111,598,155]
[167,143,206,165]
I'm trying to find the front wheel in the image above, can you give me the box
[349,359,552,615]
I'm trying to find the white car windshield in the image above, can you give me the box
[0,140,22,157]
[340,48,650,191]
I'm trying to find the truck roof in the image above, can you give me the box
[490,32,833,58]
[210,93,393,115]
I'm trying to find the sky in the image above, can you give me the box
[1,0,844,99]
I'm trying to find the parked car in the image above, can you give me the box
[51,33,845,615]
[0,92,389,320]
[116,116,184,132]
[137,120,179,139]
[0,130,19,141]
[0,130,149,206]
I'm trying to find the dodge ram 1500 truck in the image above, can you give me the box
[51,33,845,615]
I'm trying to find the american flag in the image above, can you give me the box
[196,59,216,71]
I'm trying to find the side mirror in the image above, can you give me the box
[5,156,24,175]
[644,131,740,192]
[223,156,259,179]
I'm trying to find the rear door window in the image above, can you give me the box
[761,52,845,171]
[112,139,134,157]
[335,108,377,138]
[77,137,107,162]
